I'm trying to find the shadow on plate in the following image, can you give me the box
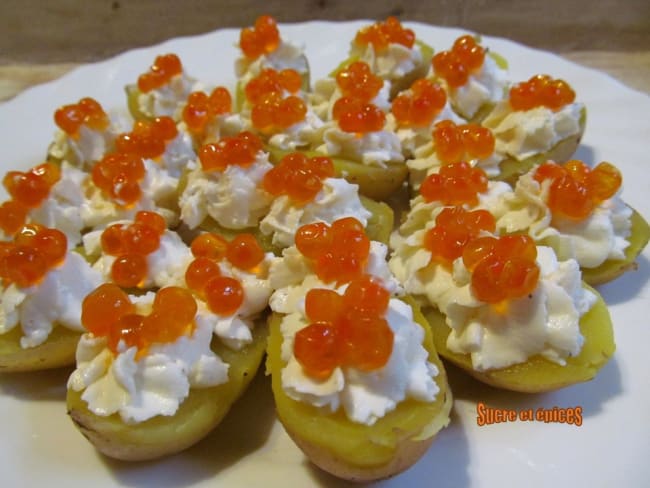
[572,144,596,167]
[103,366,277,487]
[596,253,649,306]
[0,366,71,401]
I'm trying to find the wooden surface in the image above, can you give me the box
[0,1,649,100]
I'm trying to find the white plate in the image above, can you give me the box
[1,21,649,487]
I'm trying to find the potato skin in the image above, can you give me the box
[426,285,615,393]
[266,298,452,482]
[0,325,80,373]
[67,324,267,461]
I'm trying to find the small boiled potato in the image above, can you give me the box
[493,106,587,186]
[125,84,151,122]
[266,298,452,482]
[581,208,650,285]
[67,324,268,461]
[425,285,614,393]
[266,146,409,201]
[0,325,80,373]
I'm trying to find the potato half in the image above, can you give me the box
[425,285,615,393]
[0,325,81,373]
[266,298,452,482]
[67,324,267,461]
[581,208,650,285]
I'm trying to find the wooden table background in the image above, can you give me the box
[0,0,649,101]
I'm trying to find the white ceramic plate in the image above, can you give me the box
[1,21,648,487]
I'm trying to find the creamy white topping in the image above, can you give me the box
[496,171,632,268]
[48,124,115,170]
[349,42,426,88]
[278,296,439,425]
[482,101,584,161]
[393,181,512,242]
[267,107,326,151]
[449,54,508,120]
[309,77,392,122]
[259,177,371,248]
[268,241,402,314]
[179,151,273,229]
[193,254,273,350]
[389,225,596,370]
[235,40,309,86]
[67,293,228,424]
[159,130,197,177]
[85,227,193,288]
[0,252,103,348]
[136,73,199,120]
[319,126,404,168]
[202,113,249,145]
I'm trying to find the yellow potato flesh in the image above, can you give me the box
[581,208,650,285]
[66,324,268,461]
[0,325,80,373]
[266,298,452,480]
[425,285,615,393]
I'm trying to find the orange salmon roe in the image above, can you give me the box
[198,131,263,172]
[533,160,622,220]
[245,68,302,105]
[332,97,386,134]
[191,233,228,260]
[392,79,447,128]
[423,206,496,268]
[251,92,307,133]
[91,152,145,206]
[54,97,109,137]
[182,87,232,134]
[509,74,575,111]
[137,53,183,93]
[100,211,166,288]
[432,120,495,164]
[240,15,280,60]
[420,161,489,206]
[0,224,67,288]
[115,117,178,159]
[462,235,540,304]
[295,217,370,284]
[432,35,485,88]
[262,152,335,204]
[0,162,61,236]
[336,62,383,102]
[81,284,197,356]
[294,275,393,379]
[354,16,415,52]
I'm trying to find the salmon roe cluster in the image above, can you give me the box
[391,79,447,128]
[81,284,197,357]
[137,53,183,93]
[0,162,61,236]
[509,74,575,111]
[100,211,166,288]
[115,117,178,160]
[262,152,335,204]
[185,232,264,315]
[294,276,394,379]
[424,206,496,268]
[182,87,232,134]
[420,161,488,206]
[92,152,145,206]
[332,97,386,134]
[354,16,415,52]
[245,69,306,132]
[240,15,280,60]
[534,160,622,220]
[295,217,370,284]
[336,62,383,102]
[0,224,67,288]
[463,235,540,304]
[198,131,263,172]
[432,35,485,88]
[432,120,495,164]
[54,97,109,137]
